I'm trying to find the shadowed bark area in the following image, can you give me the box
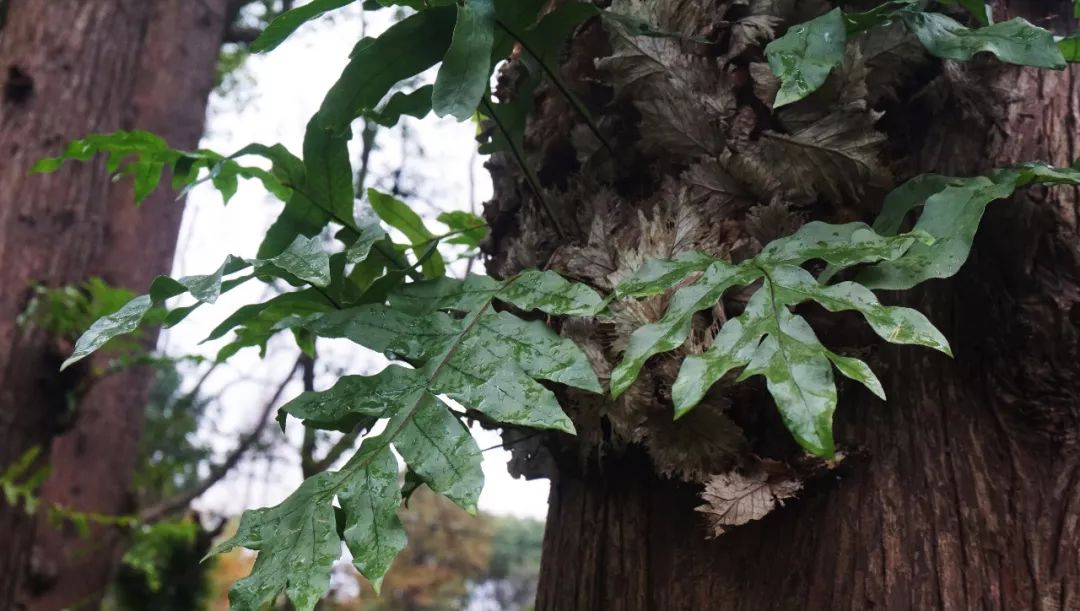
[481,1,1080,609]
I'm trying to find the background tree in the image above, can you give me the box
[0,2,175,603]
[210,487,543,611]
[474,515,545,611]
[356,487,493,611]
[0,0,299,606]
[11,281,292,610]
[108,517,220,611]
[349,493,544,611]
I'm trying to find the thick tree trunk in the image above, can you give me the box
[0,0,228,608]
[483,1,1080,609]
[0,2,155,605]
[19,2,230,609]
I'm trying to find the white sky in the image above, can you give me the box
[160,5,550,520]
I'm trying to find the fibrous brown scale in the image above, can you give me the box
[483,0,926,529]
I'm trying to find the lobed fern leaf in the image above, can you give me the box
[766,0,1069,107]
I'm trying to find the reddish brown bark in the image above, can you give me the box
[19,2,231,608]
[0,0,229,608]
[0,2,156,605]
[481,2,1080,609]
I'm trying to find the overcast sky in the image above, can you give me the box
[160,5,550,520]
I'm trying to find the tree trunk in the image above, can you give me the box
[21,2,231,608]
[0,0,229,608]
[0,2,155,605]
[483,1,1080,609]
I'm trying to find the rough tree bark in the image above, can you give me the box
[20,2,232,608]
[484,1,1080,609]
[0,2,156,605]
[0,0,230,608]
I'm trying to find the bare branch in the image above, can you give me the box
[224,25,262,44]
[307,427,361,475]
[139,356,303,524]
[298,354,318,478]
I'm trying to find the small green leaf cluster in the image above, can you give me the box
[118,518,202,594]
[1,448,51,516]
[613,161,1080,457]
[612,222,947,456]
[31,131,289,204]
[19,278,139,346]
[1,447,138,536]
[57,242,314,370]
[766,0,1071,107]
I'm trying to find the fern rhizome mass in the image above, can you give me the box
[35,0,1080,608]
